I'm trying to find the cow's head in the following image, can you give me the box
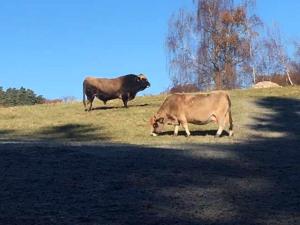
[137,74,150,90]
[150,114,165,136]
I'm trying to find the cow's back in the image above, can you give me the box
[185,91,230,120]
[159,91,230,123]
[187,91,230,110]
[84,76,123,95]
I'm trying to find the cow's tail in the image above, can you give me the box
[83,80,86,109]
[225,93,233,136]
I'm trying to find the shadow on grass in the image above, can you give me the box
[36,123,109,142]
[250,96,300,138]
[91,103,149,111]
[0,97,299,225]
[160,129,230,137]
[0,123,110,142]
[0,129,16,136]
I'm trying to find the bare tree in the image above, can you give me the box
[295,41,300,60]
[288,41,300,84]
[243,0,262,84]
[166,9,199,87]
[256,25,294,85]
[166,0,261,90]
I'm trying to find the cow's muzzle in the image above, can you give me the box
[151,132,158,137]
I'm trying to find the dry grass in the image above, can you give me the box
[0,86,299,146]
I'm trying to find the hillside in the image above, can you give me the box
[1,86,300,225]
[0,86,299,146]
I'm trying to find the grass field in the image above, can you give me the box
[0,86,300,225]
[0,86,299,145]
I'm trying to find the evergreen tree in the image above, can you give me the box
[0,86,45,106]
[0,86,5,105]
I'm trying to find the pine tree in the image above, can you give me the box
[0,86,45,106]
[0,86,5,106]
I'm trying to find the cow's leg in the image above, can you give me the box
[227,110,234,137]
[215,116,226,137]
[84,100,88,111]
[174,125,180,136]
[122,95,129,108]
[84,94,93,111]
[215,125,224,137]
[87,96,95,111]
[182,123,191,137]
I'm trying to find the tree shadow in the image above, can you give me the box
[0,142,246,225]
[250,96,300,138]
[91,104,149,111]
[0,124,110,143]
[219,96,300,224]
[0,97,299,225]
[0,129,16,136]
[35,123,110,142]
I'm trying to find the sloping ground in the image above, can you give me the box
[0,86,299,224]
[0,86,299,145]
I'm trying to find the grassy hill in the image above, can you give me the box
[1,86,300,225]
[1,86,299,146]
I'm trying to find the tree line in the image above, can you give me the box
[0,86,45,107]
[166,0,300,91]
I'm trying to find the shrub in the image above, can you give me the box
[256,73,300,86]
[169,84,200,93]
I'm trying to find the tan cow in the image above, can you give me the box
[150,91,233,137]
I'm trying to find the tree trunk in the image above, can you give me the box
[214,71,222,90]
[286,68,294,86]
[252,66,256,84]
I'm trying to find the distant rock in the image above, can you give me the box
[252,81,282,89]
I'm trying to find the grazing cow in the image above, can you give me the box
[83,74,150,111]
[150,91,233,137]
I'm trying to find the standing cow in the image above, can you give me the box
[150,91,233,137]
[83,74,150,111]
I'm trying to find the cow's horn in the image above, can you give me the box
[139,74,146,79]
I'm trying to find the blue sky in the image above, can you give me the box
[0,0,299,99]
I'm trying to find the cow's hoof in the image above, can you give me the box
[151,133,158,137]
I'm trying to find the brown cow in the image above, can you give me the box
[83,74,150,111]
[150,91,233,137]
